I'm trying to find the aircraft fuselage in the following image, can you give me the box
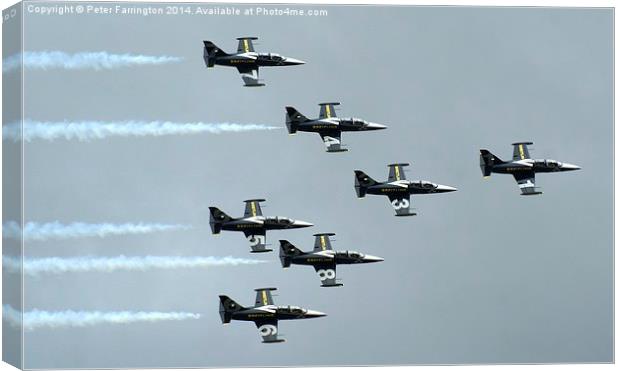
[295,118,387,133]
[289,250,383,266]
[212,53,304,68]
[490,159,581,175]
[230,305,325,322]
[364,181,458,196]
[219,216,313,232]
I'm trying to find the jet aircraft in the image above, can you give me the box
[279,233,384,287]
[285,102,387,152]
[219,288,326,343]
[479,142,581,195]
[354,163,457,216]
[209,199,313,253]
[203,37,305,86]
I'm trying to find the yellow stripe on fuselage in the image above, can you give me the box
[262,290,268,305]
[519,144,525,160]
[320,236,326,250]
[251,202,257,217]
[394,166,401,180]
[244,39,249,53]
[325,105,331,118]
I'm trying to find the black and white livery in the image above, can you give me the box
[480,142,581,195]
[354,163,458,216]
[279,233,384,287]
[209,199,313,253]
[219,288,326,343]
[203,37,305,87]
[285,102,387,152]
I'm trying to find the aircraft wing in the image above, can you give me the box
[512,142,533,161]
[236,66,264,87]
[388,193,416,216]
[237,37,257,53]
[244,229,270,252]
[254,319,283,343]
[313,263,341,287]
[318,102,340,119]
[243,199,264,218]
[387,163,409,182]
[255,288,276,306]
[513,171,541,195]
[313,233,334,252]
[319,131,347,152]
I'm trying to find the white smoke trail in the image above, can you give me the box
[2,221,190,241]
[3,255,267,276]
[3,120,281,142]
[3,305,201,331]
[3,51,182,73]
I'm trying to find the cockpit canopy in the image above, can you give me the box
[347,118,367,126]
[275,217,293,225]
[534,159,561,167]
[277,305,306,314]
[260,53,284,61]
[346,251,364,259]
[416,181,437,189]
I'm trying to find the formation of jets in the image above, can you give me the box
[205,37,582,343]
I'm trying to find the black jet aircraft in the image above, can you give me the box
[285,102,387,152]
[279,233,384,287]
[354,163,458,216]
[480,142,581,195]
[219,288,326,343]
[209,199,313,253]
[203,37,305,87]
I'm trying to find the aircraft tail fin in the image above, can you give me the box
[279,240,304,268]
[203,41,228,67]
[209,207,232,234]
[219,295,245,324]
[285,106,310,134]
[479,149,503,177]
[354,170,378,198]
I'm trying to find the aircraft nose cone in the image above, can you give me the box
[364,255,384,263]
[305,310,327,318]
[366,122,387,130]
[294,220,314,228]
[437,185,458,192]
[562,163,581,171]
[285,57,305,65]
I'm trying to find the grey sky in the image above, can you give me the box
[8,2,615,368]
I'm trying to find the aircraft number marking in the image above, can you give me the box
[317,269,336,281]
[391,198,410,210]
[323,136,340,147]
[247,235,266,247]
[258,324,278,336]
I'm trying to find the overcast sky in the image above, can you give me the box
[7,2,614,368]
